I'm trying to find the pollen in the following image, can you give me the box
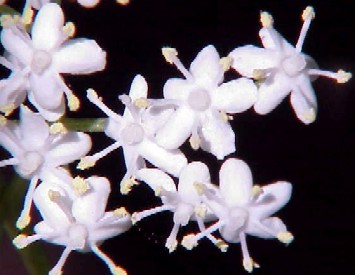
[72,176,91,195]
[220,56,232,71]
[48,189,61,201]
[302,6,315,21]
[21,7,34,25]
[181,234,197,250]
[243,257,259,273]
[277,231,294,244]
[49,122,68,134]
[112,265,128,275]
[63,22,76,38]
[220,111,233,122]
[216,239,229,252]
[301,108,316,123]
[251,185,263,198]
[134,98,150,108]
[0,115,7,126]
[16,215,31,230]
[67,94,80,111]
[131,212,139,224]
[162,47,178,64]
[154,185,162,197]
[165,239,178,253]
[113,207,129,218]
[0,103,15,116]
[13,234,29,249]
[77,157,96,170]
[116,0,130,5]
[189,135,200,150]
[120,177,139,195]
[336,69,352,83]
[260,11,274,28]
[194,204,207,218]
[252,69,265,80]
[193,182,205,195]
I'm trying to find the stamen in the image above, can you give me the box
[296,6,315,52]
[195,217,228,252]
[48,189,75,223]
[165,223,179,253]
[251,185,263,199]
[91,244,127,275]
[56,75,80,111]
[119,94,140,121]
[252,69,266,80]
[0,157,19,168]
[16,177,40,229]
[308,69,352,83]
[77,156,96,170]
[120,177,139,195]
[220,56,232,71]
[113,207,129,218]
[49,123,68,134]
[161,47,193,81]
[260,11,274,28]
[63,22,76,38]
[13,234,41,249]
[181,234,197,250]
[49,247,72,275]
[277,231,294,245]
[0,115,7,126]
[134,98,150,108]
[220,111,233,122]
[240,232,259,273]
[189,133,200,151]
[193,182,206,196]
[72,176,91,195]
[21,7,34,25]
[87,89,123,122]
[301,108,316,123]
[131,205,173,224]
[194,204,207,218]
[0,15,17,28]
[117,0,130,6]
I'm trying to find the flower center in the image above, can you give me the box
[31,50,52,75]
[18,151,43,177]
[281,54,306,77]
[220,207,248,243]
[120,123,144,145]
[173,203,194,226]
[187,88,211,111]
[67,224,88,250]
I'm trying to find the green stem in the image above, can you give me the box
[58,118,107,132]
[0,5,20,16]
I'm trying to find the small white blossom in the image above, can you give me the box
[0,3,106,120]
[229,6,352,124]
[155,45,257,159]
[181,158,293,273]
[78,75,187,194]
[0,105,91,229]
[133,162,224,252]
[13,175,131,275]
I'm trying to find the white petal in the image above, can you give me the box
[138,139,187,177]
[200,112,236,160]
[178,162,211,205]
[136,168,177,192]
[229,45,279,78]
[72,177,111,224]
[249,181,292,220]
[45,132,91,167]
[128,74,148,101]
[53,39,106,74]
[28,91,65,122]
[212,78,258,113]
[254,73,291,115]
[155,106,196,150]
[0,122,23,157]
[19,105,49,150]
[0,29,32,65]
[290,76,317,124]
[259,27,294,52]
[0,76,27,109]
[190,45,223,88]
[77,0,100,8]
[32,3,64,50]
[163,78,192,101]
[29,71,64,110]
[219,158,253,206]
[247,217,287,239]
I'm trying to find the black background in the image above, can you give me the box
[1,0,355,274]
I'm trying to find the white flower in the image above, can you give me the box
[0,3,106,120]
[0,105,91,229]
[181,158,293,273]
[78,75,187,194]
[229,6,352,124]
[155,45,257,159]
[13,176,131,275]
[133,162,225,252]
[77,0,100,8]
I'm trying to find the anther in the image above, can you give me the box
[113,207,129,218]
[302,6,315,21]
[77,157,96,170]
[260,11,274,28]
[13,234,29,249]
[72,176,91,195]
[277,231,294,245]
[181,234,198,250]
[67,94,80,111]
[63,22,76,38]
[49,123,68,134]
[162,47,178,64]
[336,70,352,83]
[220,56,232,71]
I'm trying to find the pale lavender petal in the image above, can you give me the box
[136,168,177,193]
[163,78,193,101]
[104,118,122,141]
[28,91,65,122]
[1,29,32,65]
[128,74,148,101]
[247,217,287,239]
[0,122,23,157]
[77,0,100,8]
[259,27,294,52]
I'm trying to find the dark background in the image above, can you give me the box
[1,0,354,274]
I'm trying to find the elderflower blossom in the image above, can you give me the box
[229,6,352,124]
[13,175,131,275]
[133,162,228,252]
[78,75,187,194]
[0,3,106,120]
[0,105,91,228]
[182,158,293,272]
[155,45,257,159]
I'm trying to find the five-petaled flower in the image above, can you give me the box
[229,6,352,124]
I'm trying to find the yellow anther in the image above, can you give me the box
[67,94,80,111]
[112,266,128,275]
[252,69,265,80]
[277,231,294,244]
[63,22,76,38]
[87,88,100,99]
[77,157,96,170]
[220,111,233,122]
[120,177,138,195]
[49,122,68,135]
[134,98,150,108]
[260,11,274,28]
[194,204,207,218]
[154,185,162,197]
[13,234,28,249]
[181,234,197,250]
[189,135,200,150]
[16,215,31,230]
[336,70,352,83]
[116,0,130,5]
[193,182,205,196]
[131,212,139,224]
[301,108,316,123]
[302,6,315,21]
[162,47,178,64]
[251,185,263,198]
[165,238,178,253]
[21,7,34,25]
[72,176,90,195]
[215,239,229,252]
[243,257,259,273]
[220,56,232,71]
[0,115,7,126]
[0,103,15,116]
[113,207,129,218]
[48,189,61,201]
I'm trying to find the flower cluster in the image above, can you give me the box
[0,2,351,275]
